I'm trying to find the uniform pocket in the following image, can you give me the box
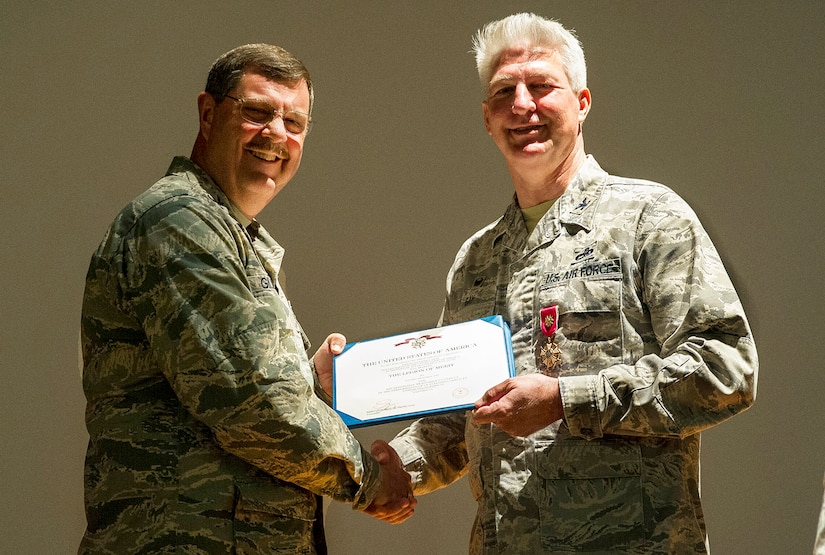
[235,475,316,521]
[534,439,646,551]
[233,482,316,554]
[540,274,625,372]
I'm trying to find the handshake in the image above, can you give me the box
[362,439,417,524]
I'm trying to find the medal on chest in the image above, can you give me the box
[538,305,562,376]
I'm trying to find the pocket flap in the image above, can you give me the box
[535,440,641,480]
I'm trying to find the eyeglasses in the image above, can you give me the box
[224,95,313,134]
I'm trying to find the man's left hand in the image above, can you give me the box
[472,374,564,437]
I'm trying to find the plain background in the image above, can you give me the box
[2,1,823,553]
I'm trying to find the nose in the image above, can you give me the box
[511,83,535,115]
[260,114,289,140]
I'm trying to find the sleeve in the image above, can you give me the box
[561,191,758,440]
[310,356,334,407]
[388,248,475,495]
[122,198,380,509]
[390,411,470,495]
[816,472,825,555]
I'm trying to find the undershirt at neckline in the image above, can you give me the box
[521,198,556,235]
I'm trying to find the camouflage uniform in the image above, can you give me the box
[80,157,379,554]
[816,473,825,555]
[391,156,758,554]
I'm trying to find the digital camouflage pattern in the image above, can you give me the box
[816,473,825,555]
[80,157,379,554]
[391,156,758,554]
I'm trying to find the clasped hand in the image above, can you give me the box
[363,440,416,524]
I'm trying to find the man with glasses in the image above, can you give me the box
[79,43,414,554]
[378,13,757,553]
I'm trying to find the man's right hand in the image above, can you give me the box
[363,440,417,524]
[311,333,345,397]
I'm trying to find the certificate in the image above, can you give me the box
[332,315,515,428]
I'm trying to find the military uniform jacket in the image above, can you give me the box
[391,156,757,554]
[80,157,379,554]
[815,473,825,555]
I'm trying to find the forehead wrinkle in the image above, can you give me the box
[234,75,310,114]
[237,95,311,117]
[489,47,562,82]
[488,69,558,91]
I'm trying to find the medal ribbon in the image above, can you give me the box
[540,305,558,337]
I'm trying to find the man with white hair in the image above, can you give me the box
[386,13,758,553]
[815,475,825,554]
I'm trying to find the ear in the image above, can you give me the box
[577,88,592,124]
[196,92,217,141]
[482,100,492,135]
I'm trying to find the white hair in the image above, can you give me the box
[472,13,587,93]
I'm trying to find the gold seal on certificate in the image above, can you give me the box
[332,315,515,427]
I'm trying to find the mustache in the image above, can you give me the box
[247,140,290,160]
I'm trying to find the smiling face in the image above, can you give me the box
[482,48,591,185]
[193,71,310,218]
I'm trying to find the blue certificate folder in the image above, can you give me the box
[332,315,515,428]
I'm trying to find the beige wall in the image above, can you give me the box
[2,1,823,553]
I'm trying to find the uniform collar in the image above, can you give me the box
[167,156,263,242]
[494,155,608,251]
[553,154,607,234]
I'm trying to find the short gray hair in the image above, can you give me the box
[472,13,587,94]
